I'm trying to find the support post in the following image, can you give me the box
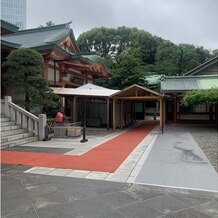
[130,101,133,124]
[120,100,124,128]
[83,98,87,127]
[209,105,213,121]
[160,99,163,133]
[39,114,47,140]
[112,98,116,130]
[107,98,110,130]
[80,126,88,143]
[173,94,177,123]
[73,96,77,122]
[163,99,166,124]
[54,61,56,86]
[4,96,12,118]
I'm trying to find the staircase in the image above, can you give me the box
[1,96,47,149]
[1,114,38,149]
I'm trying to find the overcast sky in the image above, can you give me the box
[27,0,218,50]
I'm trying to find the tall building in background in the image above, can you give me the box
[1,0,26,29]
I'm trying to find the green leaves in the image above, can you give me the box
[2,48,60,116]
[78,26,213,89]
[182,89,218,106]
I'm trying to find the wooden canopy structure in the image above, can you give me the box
[53,84,165,132]
[111,84,165,132]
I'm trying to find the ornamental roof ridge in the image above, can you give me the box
[2,22,72,36]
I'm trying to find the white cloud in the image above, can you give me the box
[26,0,218,49]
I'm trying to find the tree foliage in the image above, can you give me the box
[77,26,214,89]
[2,48,60,116]
[181,89,218,106]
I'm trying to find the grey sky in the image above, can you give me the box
[27,0,218,50]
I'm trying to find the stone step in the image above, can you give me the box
[1,124,22,131]
[1,117,10,122]
[1,128,28,137]
[1,136,39,149]
[1,121,16,127]
[1,132,34,143]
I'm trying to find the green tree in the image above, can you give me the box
[38,21,55,28]
[212,49,218,57]
[96,49,145,89]
[155,42,212,76]
[78,26,213,87]
[77,26,160,59]
[181,88,218,106]
[2,48,60,115]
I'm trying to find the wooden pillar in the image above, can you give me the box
[173,94,177,123]
[120,100,124,128]
[130,101,133,124]
[83,98,87,127]
[209,105,213,121]
[107,98,110,130]
[44,60,49,80]
[54,61,56,86]
[163,99,166,124]
[73,96,77,122]
[112,98,116,130]
[160,99,163,133]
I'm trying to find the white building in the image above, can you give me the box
[1,0,26,29]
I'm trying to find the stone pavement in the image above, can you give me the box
[134,125,218,192]
[1,164,218,218]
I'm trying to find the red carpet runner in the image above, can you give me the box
[1,123,156,172]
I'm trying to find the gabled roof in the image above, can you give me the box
[1,19,19,33]
[51,83,119,97]
[1,39,21,49]
[1,21,111,77]
[111,84,163,98]
[185,56,218,76]
[1,22,78,50]
[161,75,218,93]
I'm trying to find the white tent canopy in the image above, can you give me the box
[51,83,119,97]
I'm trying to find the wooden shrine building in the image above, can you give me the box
[1,19,111,115]
[161,56,218,123]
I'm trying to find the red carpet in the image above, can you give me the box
[1,123,156,172]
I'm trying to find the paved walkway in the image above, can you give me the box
[2,164,218,218]
[134,125,218,193]
[1,122,156,173]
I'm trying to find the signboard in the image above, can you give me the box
[70,76,85,85]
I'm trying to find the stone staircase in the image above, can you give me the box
[1,114,38,149]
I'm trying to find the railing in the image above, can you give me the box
[1,96,47,140]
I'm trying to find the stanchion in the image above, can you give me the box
[80,126,88,143]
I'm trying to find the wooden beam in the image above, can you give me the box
[115,96,161,100]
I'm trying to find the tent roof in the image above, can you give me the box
[51,83,119,97]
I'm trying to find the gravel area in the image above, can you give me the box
[186,125,218,173]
